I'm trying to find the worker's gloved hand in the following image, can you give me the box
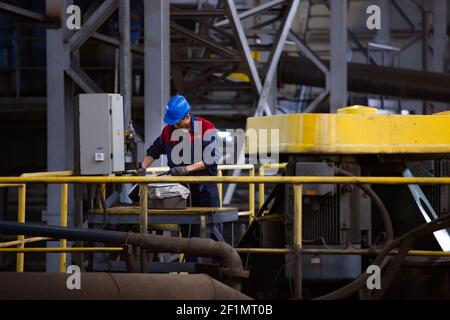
[137,168,147,176]
[169,166,189,176]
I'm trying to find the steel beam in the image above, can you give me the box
[288,31,329,76]
[66,59,103,93]
[376,0,391,45]
[91,32,144,55]
[215,0,286,28]
[224,0,263,94]
[329,0,348,112]
[0,2,46,21]
[431,0,448,112]
[145,0,170,165]
[171,23,239,58]
[45,0,74,272]
[119,0,132,127]
[69,0,118,52]
[255,0,300,116]
[432,0,447,73]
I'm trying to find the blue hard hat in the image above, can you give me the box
[164,95,191,125]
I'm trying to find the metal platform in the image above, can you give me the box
[88,206,239,242]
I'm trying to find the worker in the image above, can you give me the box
[140,95,222,244]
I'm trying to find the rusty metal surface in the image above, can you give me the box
[0,273,252,300]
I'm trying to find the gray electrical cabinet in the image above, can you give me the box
[79,94,125,175]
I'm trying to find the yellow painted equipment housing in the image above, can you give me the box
[246,106,450,155]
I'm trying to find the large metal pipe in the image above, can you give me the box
[280,55,450,103]
[0,221,244,289]
[0,273,251,300]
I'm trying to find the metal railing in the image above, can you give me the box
[258,163,287,209]
[2,170,450,298]
[0,171,124,273]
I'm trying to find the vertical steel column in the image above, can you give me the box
[293,184,303,299]
[329,0,348,112]
[432,0,448,112]
[376,0,391,45]
[119,0,132,127]
[46,0,74,272]
[144,0,170,166]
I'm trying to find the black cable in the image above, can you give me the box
[335,168,394,241]
[313,213,450,300]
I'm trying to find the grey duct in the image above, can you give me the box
[280,55,450,104]
[0,273,251,300]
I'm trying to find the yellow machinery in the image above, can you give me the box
[246,106,450,155]
[241,106,450,299]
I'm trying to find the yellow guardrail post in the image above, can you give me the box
[259,166,265,210]
[217,169,223,208]
[59,183,68,273]
[249,167,255,223]
[259,163,287,210]
[16,184,26,272]
[293,184,303,300]
[18,171,73,272]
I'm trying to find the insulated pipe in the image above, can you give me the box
[0,273,251,300]
[0,221,244,289]
[280,55,450,103]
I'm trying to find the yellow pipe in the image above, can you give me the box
[139,184,148,234]
[0,237,51,248]
[258,167,264,210]
[16,184,26,272]
[235,248,450,258]
[249,167,255,223]
[217,169,223,208]
[0,247,124,253]
[4,176,450,185]
[21,171,73,177]
[293,184,302,299]
[218,164,255,170]
[59,183,68,273]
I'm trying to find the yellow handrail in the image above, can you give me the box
[59,183,68,272]
[15,171,73,272]
[0,237,51,248]
[4,175,450,185]
[0,183,26,271]
[217,164,255,223]
[0,247,124,253]
[259,163,287,209]
[6,168,450,275]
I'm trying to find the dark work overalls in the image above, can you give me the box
[146,115,222,246]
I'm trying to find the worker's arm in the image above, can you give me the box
[186,161,206,173]
[141,155,155,169]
